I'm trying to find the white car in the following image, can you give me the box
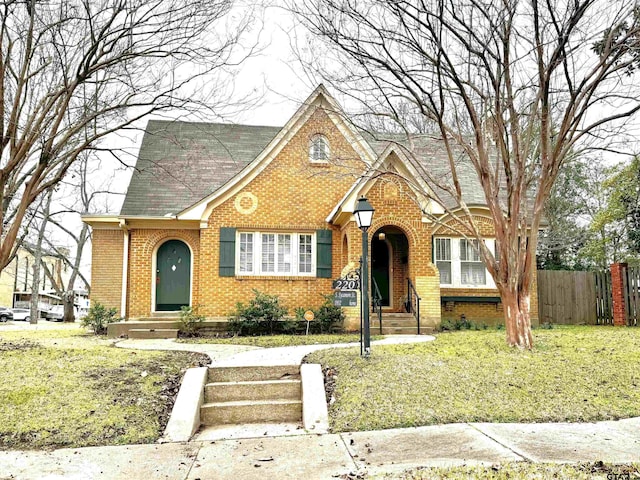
[46,305,64,322]
[11,308,31,321]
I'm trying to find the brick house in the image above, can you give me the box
[83,85,538,335]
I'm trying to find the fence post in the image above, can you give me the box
[610,263,628,327]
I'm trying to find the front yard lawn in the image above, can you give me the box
[178,333,383,348]
[0,328,207,450]
[305,326,640,432]
[373,462,640,479]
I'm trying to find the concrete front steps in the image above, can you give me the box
[201,365,302,426]
[370,312,435,335]
[107,317,228,338]
[129,328,179,339]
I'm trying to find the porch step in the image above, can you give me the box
[374,326,435,335]
[208,365,300,383]
[128,328,179,339]
[205,379,301,403]
[107,319,228,338]
[134,316,181,322]
[201,399,302,425]
[201,365,302,427]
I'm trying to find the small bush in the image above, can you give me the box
[438,316,488,332]
[179,306,204,337]
[228,290,291,336]
[536,322,554,330]
[81,302,121,335]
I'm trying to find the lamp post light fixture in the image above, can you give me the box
[354,196,374,357]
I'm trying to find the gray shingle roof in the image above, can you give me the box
[120,120,281,216]
[363,132,491,210]
[121,120,493,217]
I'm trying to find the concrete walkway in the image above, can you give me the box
[114,334,436,366]
[2,418,639,479]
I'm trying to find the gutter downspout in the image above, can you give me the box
[119,219,129,319]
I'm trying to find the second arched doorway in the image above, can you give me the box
[371,226,409,311]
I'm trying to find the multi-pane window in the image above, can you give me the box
[460,239,486,285]
[238,233,254,273]
[261,234,275,273]
[277,234,292,273]
[434,238,452,285]
[237,232,315,276]
[309,135,330,162]
[298,234,313,273]
[435,237,495,288]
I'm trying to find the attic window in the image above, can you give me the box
[309,134,330,163]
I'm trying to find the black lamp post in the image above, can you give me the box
[354,196,374,357]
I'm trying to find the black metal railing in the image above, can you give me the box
[406,278,421,334]
[371,277,383,334]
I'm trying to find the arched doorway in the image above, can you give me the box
[371,236,391,306]
[155,239,191,311]
[371,226,409,311]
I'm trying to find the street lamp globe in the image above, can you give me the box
[354,196,375,231]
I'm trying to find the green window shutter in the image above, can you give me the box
[316,229,333,278]
[219,227,236,277]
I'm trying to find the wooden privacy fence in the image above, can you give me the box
[537,270,597,325]
[537,266,639,326]
[622,265,639,327]
[595,270,613,325]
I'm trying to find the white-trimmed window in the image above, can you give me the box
[434,238,452,285]
[460,239,486,285]
[237,232,316,276]
[238,233,254,273]
[435,237,495,288]
[309,134,330,163]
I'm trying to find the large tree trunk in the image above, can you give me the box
[62,290,75,323]
[498,286,533,349]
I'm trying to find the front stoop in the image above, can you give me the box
[201,365,302,426]
[128,328,179,339]
[107,318,228,338]
[371,312,435,335]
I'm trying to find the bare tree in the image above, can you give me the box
[26,190,52,323]
[0,0,258,273]
[292,0,640,348]
[31,150,119,322]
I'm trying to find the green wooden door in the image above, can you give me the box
[156,240,191,311]
[371,237,390,306]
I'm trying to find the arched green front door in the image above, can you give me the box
[156,240,191,311]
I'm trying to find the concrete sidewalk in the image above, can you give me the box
[2,418,639,479]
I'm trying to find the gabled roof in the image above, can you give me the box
[178,84,377,221]
[120,121,281,216]
[120,86,495,221]
[362,132,490,210]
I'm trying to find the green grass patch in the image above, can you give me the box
[0,328,87,340]
[0,331,207,450]
[305,326,640,432]
[373,462,640,479]
[178,333,383,348]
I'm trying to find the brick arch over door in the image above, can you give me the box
[368,216,418,248]
[127,229,200,318]
[367,216,435,278]
[142,230,200,258]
